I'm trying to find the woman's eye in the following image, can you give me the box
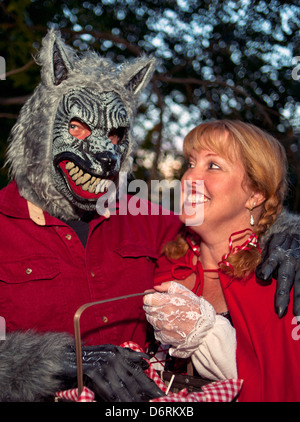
[209,162,220,169]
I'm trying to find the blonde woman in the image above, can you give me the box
[144,120,300,401]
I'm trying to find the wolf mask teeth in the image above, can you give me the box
[5,30,156,219]
[58,159,112,201]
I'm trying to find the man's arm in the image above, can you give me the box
[0,330,165,402]
[257,209,300,317]
[0,331,72,402]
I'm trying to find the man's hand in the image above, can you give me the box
[62,344,165,402]
[256,232,300,318]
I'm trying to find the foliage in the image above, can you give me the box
[0,0,299,209]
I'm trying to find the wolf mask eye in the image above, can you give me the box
[108,127,126,145]
[69,119,91,140]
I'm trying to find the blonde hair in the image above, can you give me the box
[164,120,288,278]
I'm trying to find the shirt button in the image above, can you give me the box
[91,271,95,277]
[65,234,72,240]
[26,268,32,275]
[102,316,108,323]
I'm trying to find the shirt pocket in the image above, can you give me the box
[0,255,60,283]
[113,242,159,290]
[0,255,67,332]
[114,242,159,261]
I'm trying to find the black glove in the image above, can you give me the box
[256,232,300,318]
[62,343,165,402]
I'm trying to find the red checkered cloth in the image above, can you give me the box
[121,341,243,402]
[55,341,243,402]
[55,386,95,402]
[151,379,243,402]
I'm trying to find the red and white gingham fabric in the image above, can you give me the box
[55,386,95,402]
[151,379,243,402]
[121,341,243,402]
[55,341,243,402]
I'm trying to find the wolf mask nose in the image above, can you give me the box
[95,151,118,172]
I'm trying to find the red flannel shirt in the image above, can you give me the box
[0,182,182,347]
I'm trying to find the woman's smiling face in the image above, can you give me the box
[180,132,254,235]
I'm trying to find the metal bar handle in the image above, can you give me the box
[73,291,153,396]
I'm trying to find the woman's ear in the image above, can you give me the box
[245,192,266,210]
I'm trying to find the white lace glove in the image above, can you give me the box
[143,281,215,349]
[143,281,237,380]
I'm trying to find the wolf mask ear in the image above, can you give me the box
[120,57,156,97]
[52,39,73,85]
[38,30,74,86]
[51,36,74,86]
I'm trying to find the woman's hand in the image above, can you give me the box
[143,281,214,347]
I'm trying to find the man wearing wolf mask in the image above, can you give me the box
[0,30,299,402]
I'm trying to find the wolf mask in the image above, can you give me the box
[6,30,156,220]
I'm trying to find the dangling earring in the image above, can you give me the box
[249,202,256,226]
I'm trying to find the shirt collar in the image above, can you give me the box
[27,200,46,225]
[0,181,117,226]
[0,181,29,219]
